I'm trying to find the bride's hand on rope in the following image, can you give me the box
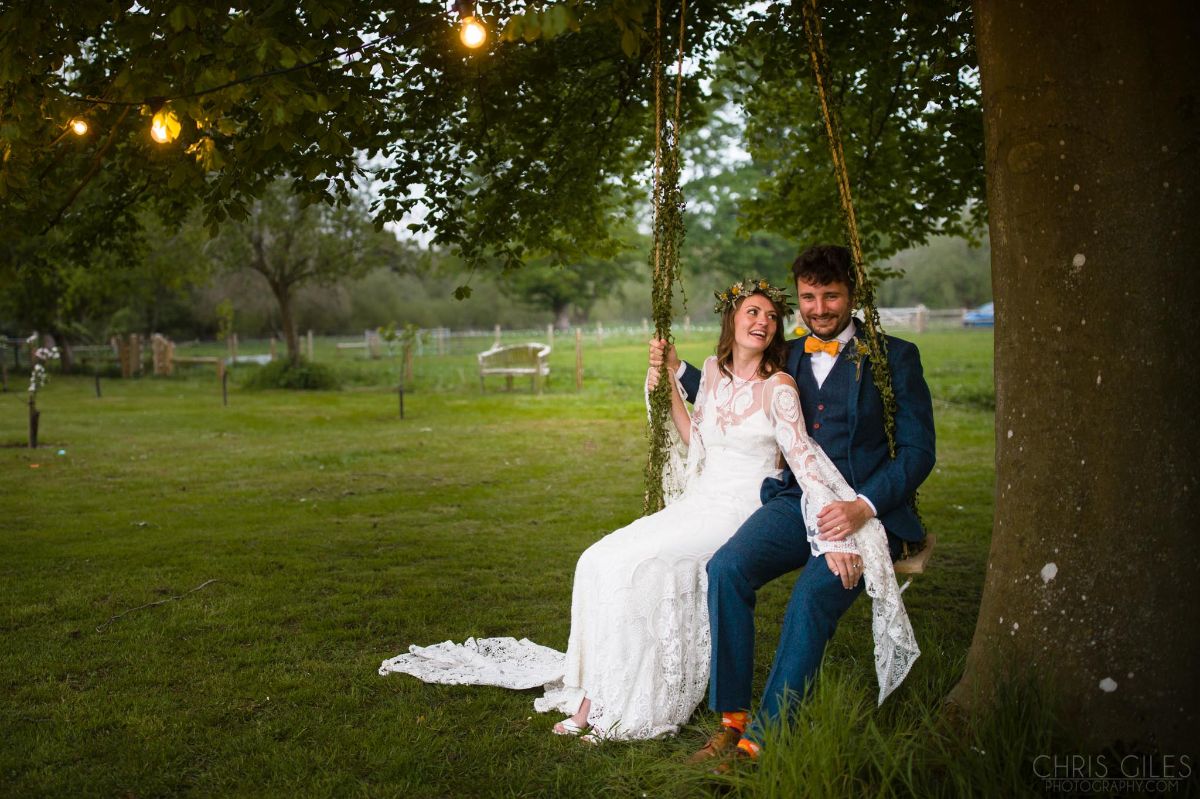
[646,366,660,391]
[648,339,680,374]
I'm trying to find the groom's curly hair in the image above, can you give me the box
[715,294,790,381]
[792,244,857,298]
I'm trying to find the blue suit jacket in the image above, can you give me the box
[680,330,936,542]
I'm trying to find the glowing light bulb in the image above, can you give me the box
[460,16,487,48]
[70,118,89,136]
[150,109,181,143]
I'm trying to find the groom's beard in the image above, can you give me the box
[803,313,851,340]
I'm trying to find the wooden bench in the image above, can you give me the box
[478,342,551,394]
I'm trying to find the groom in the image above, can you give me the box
[650,244,935,763]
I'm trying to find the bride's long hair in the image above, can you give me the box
[715,294,790,381]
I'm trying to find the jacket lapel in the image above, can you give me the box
[788,335,809,379]
[844,323,871,439]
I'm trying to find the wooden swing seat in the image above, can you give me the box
[893,533,935,575]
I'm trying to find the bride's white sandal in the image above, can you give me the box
[552,718,589,736]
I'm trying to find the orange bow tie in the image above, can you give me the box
[804,337,841,356]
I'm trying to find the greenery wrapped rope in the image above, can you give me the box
[643,0,688,515]
[800,0,921,526]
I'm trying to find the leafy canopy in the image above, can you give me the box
[2,0,982,311]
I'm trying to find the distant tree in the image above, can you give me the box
[208,181,398,365]
[0,204,212,361]
[681,131,801,284]
[500,253,638,330]
[876,234,991,308]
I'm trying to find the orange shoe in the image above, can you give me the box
[688,727,742,764]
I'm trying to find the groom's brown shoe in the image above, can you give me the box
[688,727,742,764]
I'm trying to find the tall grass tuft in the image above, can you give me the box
[240,359,341,390]
[713,669,1071,797]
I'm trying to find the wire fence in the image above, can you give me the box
[2,306,978,382]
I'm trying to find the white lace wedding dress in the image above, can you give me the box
[380,356,919,739]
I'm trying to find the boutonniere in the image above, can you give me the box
[845,337,870,382]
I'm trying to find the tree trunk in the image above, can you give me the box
[950,1,1200,754]
[553,304,571,331]
[271,282,301,366]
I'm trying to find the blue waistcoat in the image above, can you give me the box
[796,352,856,480]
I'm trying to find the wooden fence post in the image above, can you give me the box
[269,337,277,361]
[151,334,168,375]
[1,345,7,392]
[116,336,132,378]
[28,398,39,449]
[547,324,554,350]
[493,324,501,347]
[129,334,142,376]
[307,330,315,361]
[915,304,928,334]
[574,328,583,391]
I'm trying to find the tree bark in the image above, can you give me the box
[270,280,301,366]
[950,1,1200,754]
[553,304,571,331]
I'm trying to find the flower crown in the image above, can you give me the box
[713,277,793,316]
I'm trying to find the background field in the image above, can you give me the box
[1,330,1018,797]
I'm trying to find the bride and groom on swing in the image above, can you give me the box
[380,243,935,765]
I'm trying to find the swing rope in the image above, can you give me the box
[644,0,688,515]
[799,0,900,459]
[801,0,929,549]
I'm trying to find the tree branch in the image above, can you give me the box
[43,105,133,233]
[95,579,219,632]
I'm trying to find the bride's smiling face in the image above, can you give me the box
[733,294,780,355]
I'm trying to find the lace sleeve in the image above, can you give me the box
[646,358,709,505]
[765,375,921,704]
[764,377,859,556]
[679,358,712,493]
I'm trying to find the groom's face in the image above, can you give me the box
[796,277,852,340]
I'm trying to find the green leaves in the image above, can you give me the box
[167,5,197,33]
[500,4,581,43]
[723,0,984,260]
[1,0,984,324]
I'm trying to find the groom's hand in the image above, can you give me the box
[648,339,680,373]
[817,499,874,541]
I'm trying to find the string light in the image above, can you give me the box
[70,118,89,136]
[150,109,181,143]
[460,16,487,48]
[453,0,486,49]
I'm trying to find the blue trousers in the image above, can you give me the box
[706,498,900,744]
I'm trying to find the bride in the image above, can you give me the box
[380,279,917,741]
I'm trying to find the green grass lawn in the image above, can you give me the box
[1,330,1026,797]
